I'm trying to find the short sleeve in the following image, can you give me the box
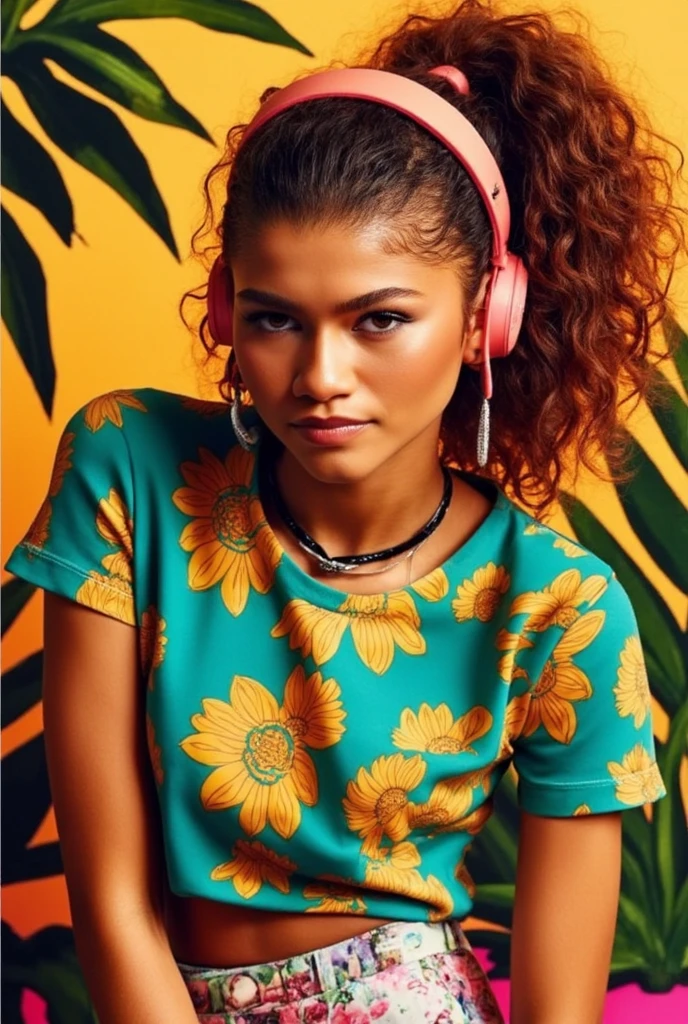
[5,393,138,626]
[512,573,666,817]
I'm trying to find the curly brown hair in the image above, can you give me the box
[182,0,686,512]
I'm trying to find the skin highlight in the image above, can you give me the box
[231,217,490,573]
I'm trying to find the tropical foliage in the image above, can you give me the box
[467,316,688,994]
[1,0,310,416]
[2,4,310,1018]
[2,1,686,1008]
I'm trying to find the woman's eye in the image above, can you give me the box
[243,312,298,333]
[357,311,412,334]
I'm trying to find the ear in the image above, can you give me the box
[461,271,492,368]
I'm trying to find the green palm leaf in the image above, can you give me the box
[666,875,688,971]
[2,100,74,244]
[561,495,686,715]
[621,808,663,928]
[2,652,43,728]
[654,704,688,937]
[466,805,519,885]
[616,428,688,593]
[471,883,515,930]
[1,206,55,415]
[2,925,96,1024]
[2,733,52,858]
[16,27,212,140]
[1,0,42,45]
[648,364,688,471]
[1,577,37,636]
[663,315,688,385]
[40,0,312,55]
[14,61,178,258]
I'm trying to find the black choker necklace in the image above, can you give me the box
[266,463,453,574]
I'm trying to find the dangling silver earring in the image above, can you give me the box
[477,396,490,468]
[229,361,259,451]
[231,395,259,451]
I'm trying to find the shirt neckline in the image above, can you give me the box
[249,440,512,611]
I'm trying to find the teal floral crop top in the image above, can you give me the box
[7,388,665,922]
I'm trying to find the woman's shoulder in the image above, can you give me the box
[61,387,231,454]
[68,387,227,429]
[499,500,619,593]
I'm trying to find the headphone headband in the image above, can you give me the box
[242,68,510,268]
[210,65,529,402]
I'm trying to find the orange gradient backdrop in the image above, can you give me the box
[2,0,687,936]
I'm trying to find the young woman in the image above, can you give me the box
[7,1,683,1022]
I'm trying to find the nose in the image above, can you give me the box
[292,325,356,403]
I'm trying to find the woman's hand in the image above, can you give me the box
[510,809,622,1024]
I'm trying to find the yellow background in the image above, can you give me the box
[2,0,687,936]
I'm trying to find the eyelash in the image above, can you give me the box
[241,310,413,336]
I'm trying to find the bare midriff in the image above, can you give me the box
[164,892,393,968]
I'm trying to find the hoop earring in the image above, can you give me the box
[477,396,490,468]
[229,358,259,452]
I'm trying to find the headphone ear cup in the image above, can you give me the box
[484,254,528,359]
[207,257,235,347]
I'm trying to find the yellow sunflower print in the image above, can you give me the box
[343,753,425,850]
[523,611,603,744]
[410,568,450,602]
[452,563,510,623]
[75,489,135,624]
[509,569,607,632]
[272,590,425,676]
[455,801,494,835]
[173,446,281,617]
[524,523,586,558]
[607,744,664,806]
[211,840,296,899]
[24,431,75,551]
[554,537,587,558]
[181,669,345,839]
[392,702,493,755]
[498,693,531,760]
[364,841,453,920]
[146,714,163,786]
[455,853,476,898]
[25,501,52,551]
[496,629,533,683]
[573,804,592,816]
[464,692,531,795]
[48,431,75,497]
[613,636,651,728]
[140,606,167,685]
[76,572,136,624]
[303,877,368,914]
[408,776,474,834]
[84,390,147,432]
[96,489,134,580]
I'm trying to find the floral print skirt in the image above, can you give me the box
[178,919,504,1023]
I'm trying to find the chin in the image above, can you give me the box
[284,445,385,486]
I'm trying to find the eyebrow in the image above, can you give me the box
[235,286,424,315]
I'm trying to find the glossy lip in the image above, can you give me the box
[291,416,369,428]
[290,417,372,446]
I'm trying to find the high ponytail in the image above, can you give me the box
[184,0,686,512]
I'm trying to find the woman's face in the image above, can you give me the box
[230,218,483,484]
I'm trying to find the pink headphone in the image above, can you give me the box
[207,66,528,400]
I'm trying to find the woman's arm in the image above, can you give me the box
[510,809,622,1024]
[43,594,198,1024]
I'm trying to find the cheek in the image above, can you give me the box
[365,328,463,407]
[234,344,291,401]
